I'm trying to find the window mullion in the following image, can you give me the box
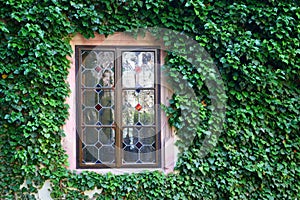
[115,48,122,167]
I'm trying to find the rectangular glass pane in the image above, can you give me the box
[122,90,155,126]
[81,51,114,88]
[82,90,114,125]
[122,127,156,164]
[122,51,155,88]
[82,127,115,164]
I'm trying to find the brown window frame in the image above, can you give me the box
[75,45,161,169]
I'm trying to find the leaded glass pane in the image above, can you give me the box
[83,108,98,125]
[82,51,114,69]
[99,146,115,163]
[140,146,156,163]
[82,90,97,107]
[122,51,154,88]
[122,128,138,148]
[83,127,98,145]
[123,146,139,163]
[82,69,115,88]
[82,128,115,164]
[82,101,114,126]
[81,51,97,69]
[122,90,155,126]
[81,51,115,88]
[99,128,115,145]
[122,127,156,164]
[99,90,114,108]
[99,108,114,125]
[82,69,98,87]
[83,146,97,163]
[140,128,156,145]
[122,127,139,163]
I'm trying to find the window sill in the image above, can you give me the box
[72,168,164,175]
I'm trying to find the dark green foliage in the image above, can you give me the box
[0,0,299,199]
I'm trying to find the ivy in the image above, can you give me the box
[0,0,299,199]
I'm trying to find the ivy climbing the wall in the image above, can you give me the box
[0,0,299,199]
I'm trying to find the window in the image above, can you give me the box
[75,46,161,168]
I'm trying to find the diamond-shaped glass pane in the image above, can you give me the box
[95,85,102,93]
[152,142,156,148]
[135,122,142,131]
[136,141,142,149]
[135,103,142,111]
[95,142,102,149]
[95,66,102,73]
[135,66,142,73]
[95,121,102,130]
[135,88,141,93]
[95,104,102,111]
[136,122,142,126]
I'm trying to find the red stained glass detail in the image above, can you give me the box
[135,103,142,111]
[95,66,102,73]
[95,104,102,111]
[135,66,142,73]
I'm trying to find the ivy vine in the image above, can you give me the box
[0,0,299,199]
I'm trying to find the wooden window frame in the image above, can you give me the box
[75,45,161,169]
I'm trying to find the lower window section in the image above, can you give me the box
[80,126,158,167]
